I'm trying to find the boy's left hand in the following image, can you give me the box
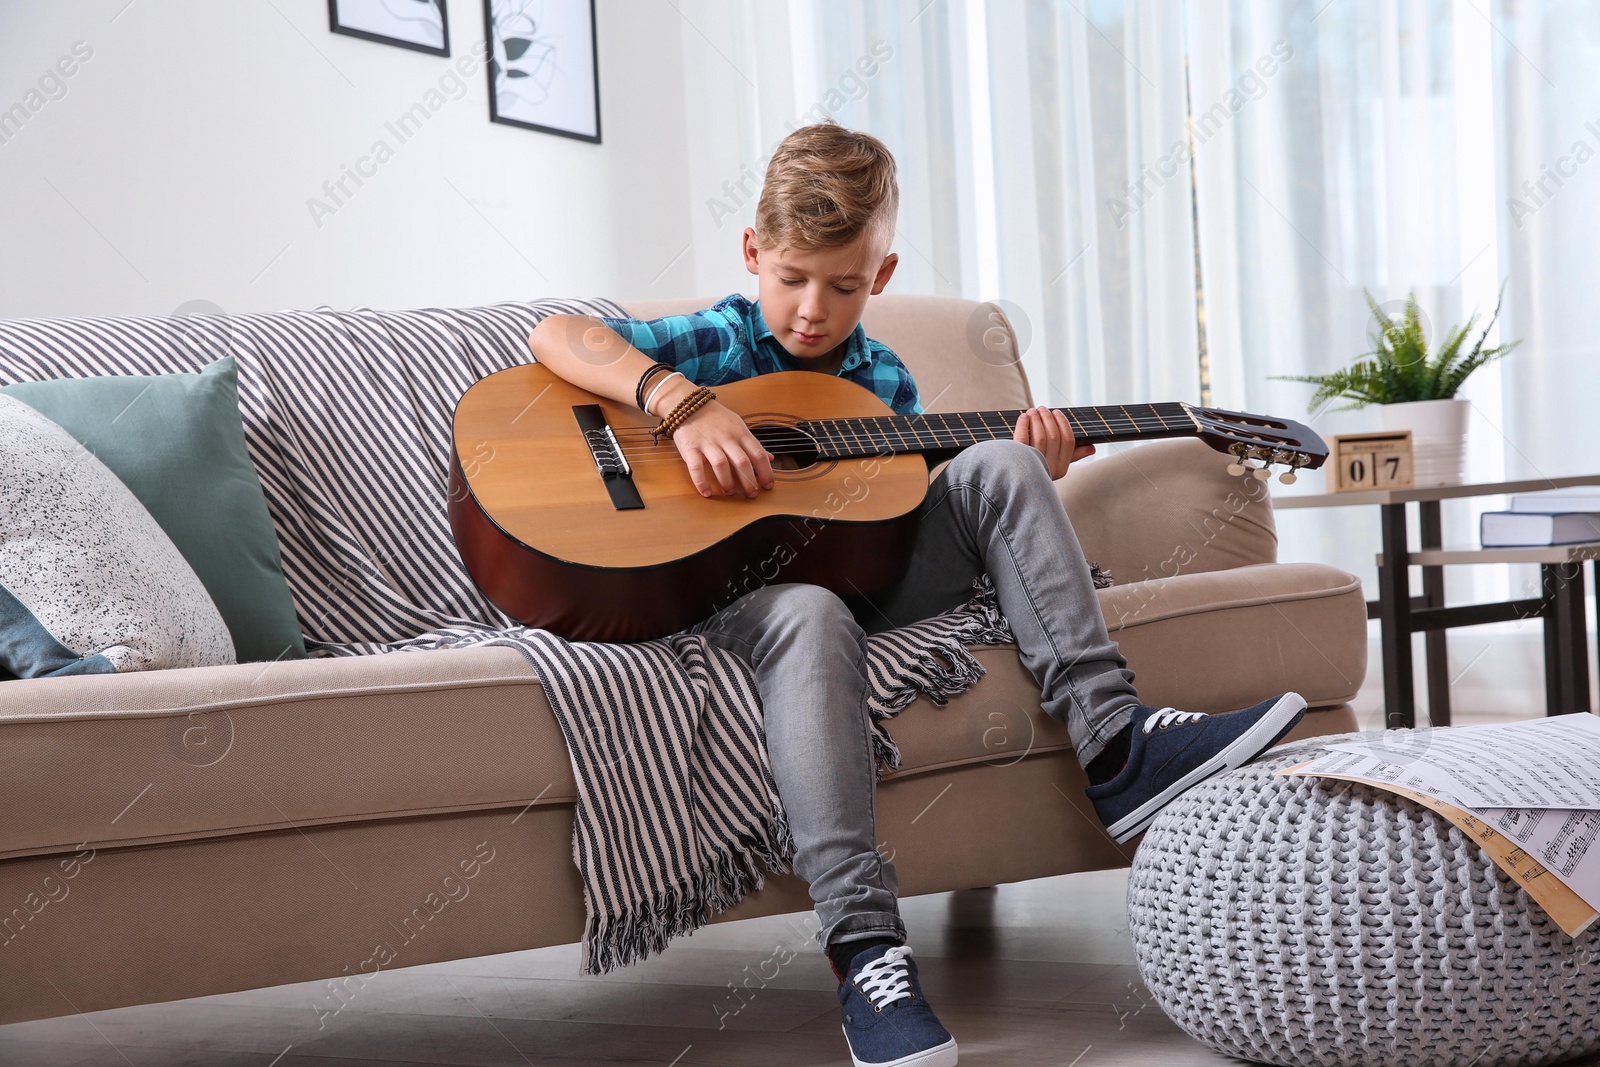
[1014,405,1094,480]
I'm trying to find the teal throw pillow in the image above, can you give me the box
[3,356,306,664]
[1,395,237,677]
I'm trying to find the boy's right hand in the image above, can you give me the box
[668,398,776,499]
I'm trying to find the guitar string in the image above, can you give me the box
[605,413,1188,447]
[605,415,1187,447]
[604,426,1183,449]
[597,422,1197,465]
[594,435,1295,470]
[605,410,1186,438]
[605,422,1140,451]
[588,405,1198,466]
[610,402,1187,427]
[527,406,1301,472]
[600,411,1194,458]
[588,437,1296,471]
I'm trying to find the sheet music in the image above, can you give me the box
[1323,714,1600,809]
[1480,806,1600,894]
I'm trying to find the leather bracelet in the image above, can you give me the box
[634,361,675,411]
[635,361,672,408]
[642,371,685,416]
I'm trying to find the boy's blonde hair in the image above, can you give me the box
[752,121,898,253]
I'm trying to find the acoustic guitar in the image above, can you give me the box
[448,364,1326,642]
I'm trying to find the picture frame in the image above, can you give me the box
[483,0,601,143]
[329,0,451,58]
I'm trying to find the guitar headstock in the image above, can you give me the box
[1182,404,1328,485]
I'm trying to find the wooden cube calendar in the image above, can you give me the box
[1327,431,1415,492]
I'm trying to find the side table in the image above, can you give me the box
[1274,473,1600,728]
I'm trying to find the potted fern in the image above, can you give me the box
[1276,284,1520,486]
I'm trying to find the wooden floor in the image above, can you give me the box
[0,868,1256,1066]
[3,865,1598,1066]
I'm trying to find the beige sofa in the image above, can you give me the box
[0,295,1366,1025]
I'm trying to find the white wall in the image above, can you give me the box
[0,0,699,319]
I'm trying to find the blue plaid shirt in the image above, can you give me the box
[596,293,923,416]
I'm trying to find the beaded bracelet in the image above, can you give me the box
[652,385,714,440]
[634,361,675,411]
[662,395,712,437]
[655,387,712,437]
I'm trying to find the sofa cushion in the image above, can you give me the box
[0,394,235,680]
[1101,561,1367,711]
[0,646,564,859]
[2,357,305,664]
[0,554,1365,859]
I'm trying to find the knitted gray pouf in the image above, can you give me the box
[1127,731,1600,1067]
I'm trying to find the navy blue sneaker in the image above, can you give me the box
[836,942,957,1067]
[1086,693,1307,843]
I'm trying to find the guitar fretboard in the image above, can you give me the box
[799,402,1195,460]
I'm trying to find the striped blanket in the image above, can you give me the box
[0,298,1016,974]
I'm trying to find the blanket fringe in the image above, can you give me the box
[864,574,1016,777]
[581,819,796,975]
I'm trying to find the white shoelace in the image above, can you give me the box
[1141,707,1208,734]
[855,945,916,1009]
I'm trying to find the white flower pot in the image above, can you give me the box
[1380,398,1470,487]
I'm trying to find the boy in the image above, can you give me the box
[527,121,1305,1067]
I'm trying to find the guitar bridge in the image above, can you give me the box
[573,404,644,510]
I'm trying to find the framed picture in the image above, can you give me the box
[329,0,451,57]
[484,0,601,143]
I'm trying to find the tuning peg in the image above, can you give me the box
[1278,469,1298,485]
[1252,466,1273,481]
[1227,461,1247,477]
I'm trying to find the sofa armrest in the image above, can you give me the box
[1098,561,1367,711]
[1056,438,1277,585]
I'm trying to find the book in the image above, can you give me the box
[1481,510,1600,547]
[1509,488,1600,513]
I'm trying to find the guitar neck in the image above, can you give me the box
[798,402,1199,460]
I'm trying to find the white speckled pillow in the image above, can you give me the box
[0,394,236,678]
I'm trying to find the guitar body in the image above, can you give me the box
[449,364,931,642]
[450,362,1328,643]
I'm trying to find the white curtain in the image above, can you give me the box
[673,0,1200,410]
[1189,0,1600,717]
[673,0,1599,717]
[1493,0,1600,479]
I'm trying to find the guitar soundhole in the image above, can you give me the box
[750,421,820,471]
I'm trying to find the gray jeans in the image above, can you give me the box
[686,439,1137,951]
